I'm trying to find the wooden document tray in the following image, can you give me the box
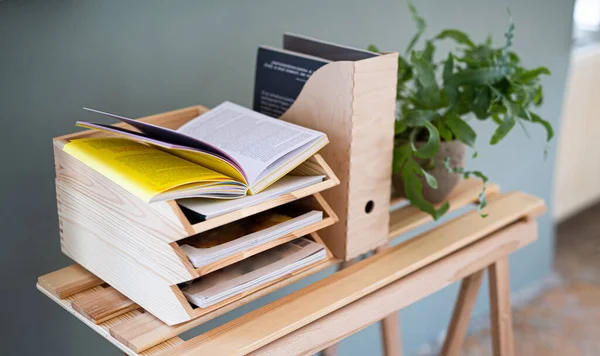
[53,106,340,325]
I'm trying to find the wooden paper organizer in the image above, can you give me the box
[52,105,340,325]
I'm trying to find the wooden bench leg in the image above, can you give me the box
[380,311,402,356]
[488,257,515,356]
[440,269,485,356]
[321,258,361,356]
[375,243,402,356]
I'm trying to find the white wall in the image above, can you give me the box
[555,45,600,220]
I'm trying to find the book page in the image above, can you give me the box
[63,138,236,203]
[177,102,323,186]
[178,175,324,220]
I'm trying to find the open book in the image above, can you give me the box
[64,101,328,203]
[181,237,326,308]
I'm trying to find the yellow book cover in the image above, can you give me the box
[66,101,327,202]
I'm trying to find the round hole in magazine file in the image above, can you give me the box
[365,200,374,214]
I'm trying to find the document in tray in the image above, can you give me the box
[179,174,324,220]
[182,237,326,308]
[65,101,328,203]
[180,209,323,268]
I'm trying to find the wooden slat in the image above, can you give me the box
[38,264,103,299]
[389,179,500,239]
[250,220,537,356]
[488,258,515,356]
[72,286,139,324]
[110,258,339,353]
[36,283,183,356]
[375,243,402,356]
[321,257,360,356]
[380,312,402,356]
[440,270,485,356]
[160,192,544,356]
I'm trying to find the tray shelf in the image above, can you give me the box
[176,193,338,277]
[52,105,340,325]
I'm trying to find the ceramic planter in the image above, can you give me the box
[391,140,466,203]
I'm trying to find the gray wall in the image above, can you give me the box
[0,0,572,355]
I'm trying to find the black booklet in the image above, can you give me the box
[253,33,379,118]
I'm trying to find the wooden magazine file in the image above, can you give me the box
[281,52,399,260]
[53,106,339,325]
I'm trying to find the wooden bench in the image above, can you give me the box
[38,180,545,356]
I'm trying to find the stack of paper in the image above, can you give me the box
[182,238,326,308]
[180,210,323,268]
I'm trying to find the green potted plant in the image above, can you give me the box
[369,4,553,219]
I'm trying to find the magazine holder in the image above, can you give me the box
[281,52,399,260]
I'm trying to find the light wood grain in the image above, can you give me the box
[37,264,103,299]
[282,53,398,260]
[111,257,339,352]
[250,220,537,356]
[489,258,515,356]
[72,286,140,324]
[37,283,183,356]
[159,193,543,355]
[55,144,195,282]
[440,270,485,356]
[376,242,402,356]
[380,313,402,356]
[389,179,500,239]
[345,54,399,259]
